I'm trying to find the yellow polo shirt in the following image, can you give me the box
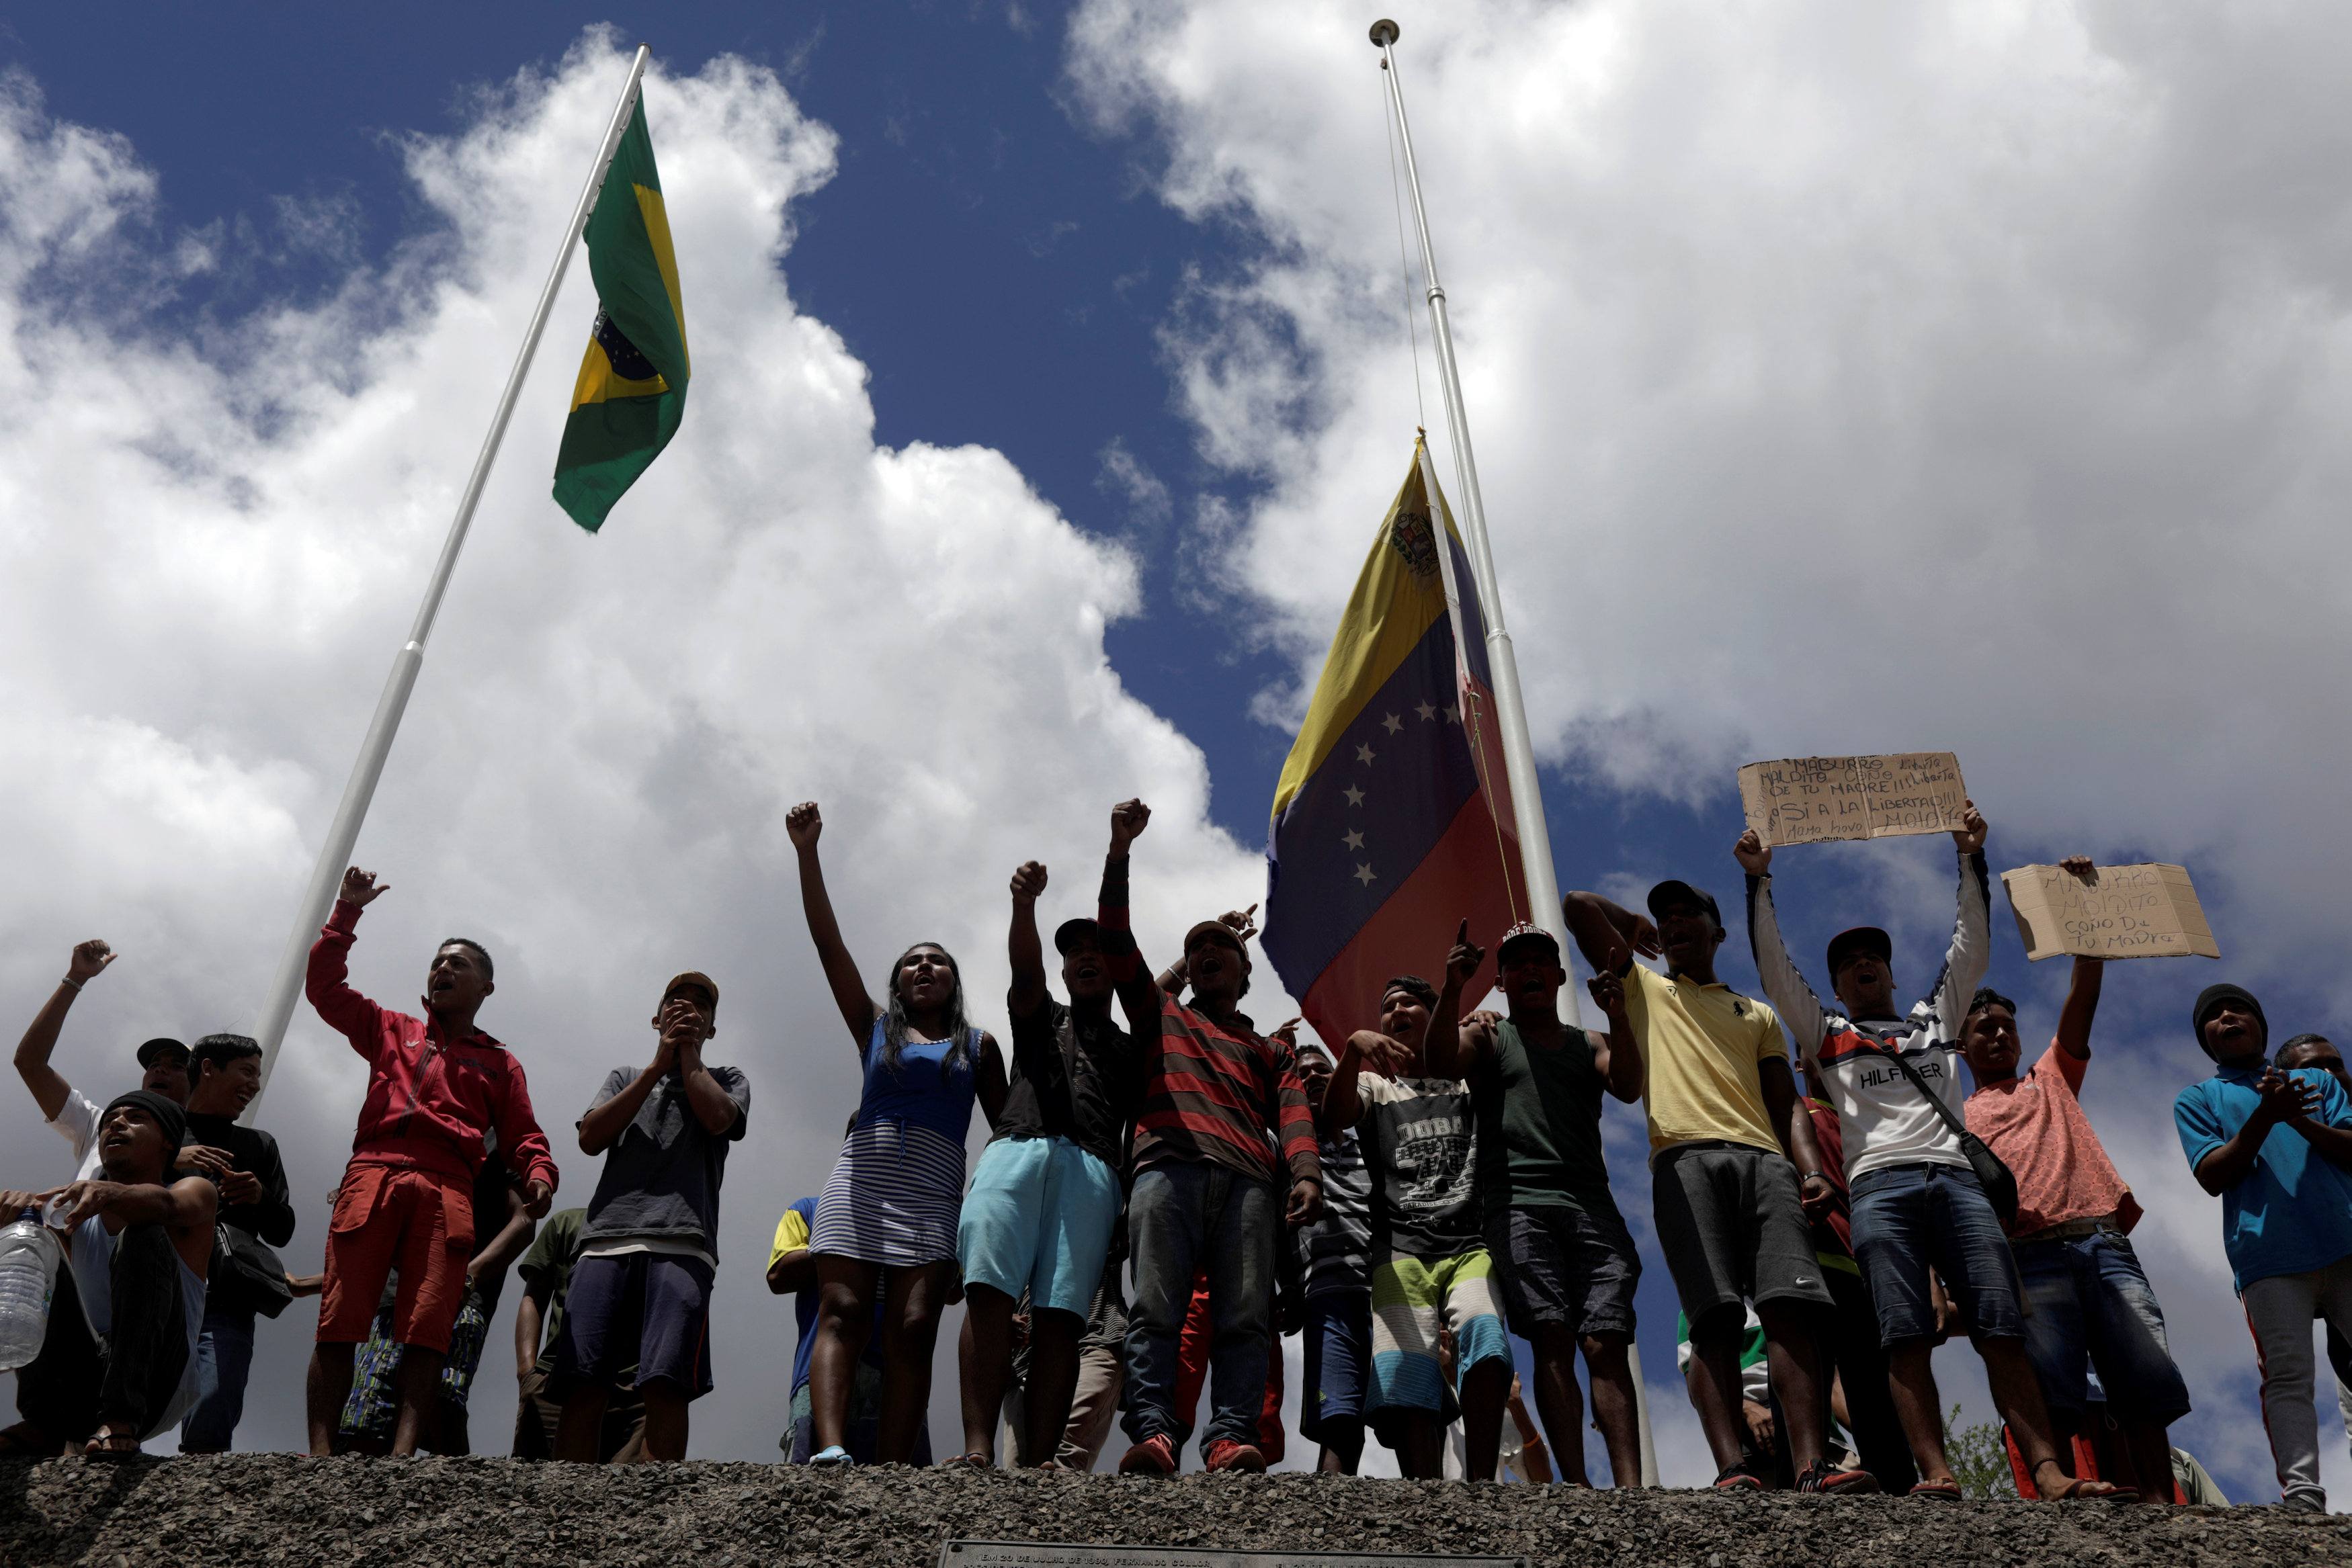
[1620,963,1790,1161]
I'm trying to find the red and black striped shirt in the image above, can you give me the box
[1130,995,1318,1188]
[1096,855,1318,1188]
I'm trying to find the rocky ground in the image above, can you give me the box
[3,1456,2348,1568]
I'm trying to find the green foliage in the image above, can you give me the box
[1945,1403,2020,1499]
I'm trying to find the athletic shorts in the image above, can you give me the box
[1486,1204,1641,1340]
[1368,1247,1510,1418]
[1300,1291,1372,1444]
[552,1252,715,1399]
[1651,1142,1833,1324]
[957,1134,1122,1317]
[318,1165,474,1352]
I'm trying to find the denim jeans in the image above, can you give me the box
[179,1305,257,1452]
[2013,1228,2189,1424]
[1847,1162,2022,1345]
[1122,1159,1277,1450]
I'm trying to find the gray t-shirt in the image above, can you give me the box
[577,1063,751,1259]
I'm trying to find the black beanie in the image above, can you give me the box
[98,1089,187,1168]
[2192,984,2269,1061]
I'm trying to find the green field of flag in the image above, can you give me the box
[552,97,689,533]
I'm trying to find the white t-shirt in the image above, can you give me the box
[48,1086,105,1182]
[1747,853,1991,1180]
[580,1235,716,1266]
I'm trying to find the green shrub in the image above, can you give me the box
[1945,1404,2019,1499]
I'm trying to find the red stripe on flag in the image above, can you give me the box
[1299,789,1526,1049]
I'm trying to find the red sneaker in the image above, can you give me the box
[1204,1440,1267,1473]
[1711,1461,1765,1491]
[1797,1462,1882,1495]
[1118,1434,1178,1475]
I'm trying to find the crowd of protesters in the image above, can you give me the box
[1,796,2345,1512]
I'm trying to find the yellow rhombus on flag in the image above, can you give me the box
[551,94,689,533]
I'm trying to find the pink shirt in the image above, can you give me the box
[1964,1041,2142,1237]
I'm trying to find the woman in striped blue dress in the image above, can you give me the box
[788,801,1006,1466]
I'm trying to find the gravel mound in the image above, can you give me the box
[4,1456,2348,1568]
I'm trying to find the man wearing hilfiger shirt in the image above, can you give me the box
[1740,804,2129,1504]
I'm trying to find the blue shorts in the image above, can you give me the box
[553,1251,714,1399]
[957,1135,1121,1317]
[2013,1227,2191,1424]
[1300,1291,1371,1442]
[1848,1162,2022,1346]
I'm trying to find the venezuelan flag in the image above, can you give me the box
[552,95,689,533]
[1263,440,1529,1048]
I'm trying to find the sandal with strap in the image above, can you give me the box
[2033,1458,2135,1504]
[1907,1479,1964,1501]
[84,1430,142,1461]
[945,1452,992,1469]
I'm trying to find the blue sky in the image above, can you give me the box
[3,1,2349,1499]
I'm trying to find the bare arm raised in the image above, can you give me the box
[2052,859,2103,1062]
[14,940,116,1124]
[786,803,883,1047]
[1559,892,1657,976]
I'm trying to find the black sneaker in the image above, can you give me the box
[1712,1461,1767,1491]
[1797,1462,1881,1495]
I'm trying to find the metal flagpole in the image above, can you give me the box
[1371,19,1660,1486]
[1370,20,1575,1022]
[242,44,653,1119]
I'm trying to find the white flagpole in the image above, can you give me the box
[1372,19,1658,1487]
[242,43,653,1119]
[1370,21,1575,1023]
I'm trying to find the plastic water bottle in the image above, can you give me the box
[0,1209,60,1373]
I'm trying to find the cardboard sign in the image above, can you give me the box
[1736,753,1969,847]
[2001,862,2220,961]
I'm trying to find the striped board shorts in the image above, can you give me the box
[810,1119,968,1268]
[1369,1246,1511,1416]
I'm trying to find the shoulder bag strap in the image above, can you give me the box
[1857,1029,1975,1145]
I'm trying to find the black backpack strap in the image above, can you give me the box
[1857,1030,1974,1145]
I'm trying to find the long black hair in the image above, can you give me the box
[881,941,970,1084]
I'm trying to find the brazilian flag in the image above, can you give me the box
[552,96,688,533]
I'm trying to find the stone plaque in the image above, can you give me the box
[941,1545,1526,1568]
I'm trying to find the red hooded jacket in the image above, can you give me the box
[306,899,559,1193]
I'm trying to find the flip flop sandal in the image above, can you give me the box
[2048,1478,2138,1504]
[1907,1479,1964,1501]
[945,1452,992,1469]
[84,1432,142,1461]
[808,1445,854,1469]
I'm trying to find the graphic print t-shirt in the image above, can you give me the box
[1355,1072,1482,1259]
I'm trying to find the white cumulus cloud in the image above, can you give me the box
[1071,0,2352,1497]
[0,34,1275,1460]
